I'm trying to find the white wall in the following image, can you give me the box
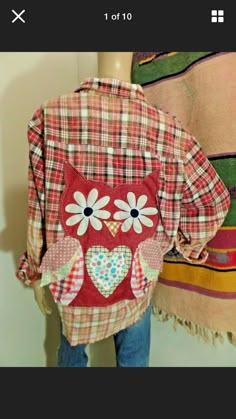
[0,52,235,367]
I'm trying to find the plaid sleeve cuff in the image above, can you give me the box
[16,252,42,286]
[175,232,209,265]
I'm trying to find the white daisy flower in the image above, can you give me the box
[65,189,110,236]
[114,192,158,234]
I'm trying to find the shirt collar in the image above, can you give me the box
[76,77,146,102]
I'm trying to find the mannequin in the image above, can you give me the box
[97,52,133,82]
[31,52,134,316]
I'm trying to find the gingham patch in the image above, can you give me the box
[130,247,151,298]
[104,221,121,237]
[49,252,84,305]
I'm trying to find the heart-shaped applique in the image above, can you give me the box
[86,246,132,297]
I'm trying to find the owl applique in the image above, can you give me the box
[39,162,163,307]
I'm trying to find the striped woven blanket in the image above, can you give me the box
[132,52,236,345]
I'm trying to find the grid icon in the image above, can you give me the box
[211,10,224,23]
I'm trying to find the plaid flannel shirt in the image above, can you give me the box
[16,78,230,345]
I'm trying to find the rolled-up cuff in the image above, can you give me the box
[174,232,209,265]
[16,252,42,285]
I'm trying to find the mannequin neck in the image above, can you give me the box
[97,52,133,83]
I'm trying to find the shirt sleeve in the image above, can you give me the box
[174,135,231,264]
[16,107,46,285]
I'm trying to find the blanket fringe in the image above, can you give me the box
[153,307,235,346]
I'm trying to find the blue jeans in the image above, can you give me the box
[57,305,151,367]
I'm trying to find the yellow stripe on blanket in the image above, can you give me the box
[160,262,236,292]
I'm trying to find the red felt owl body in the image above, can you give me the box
[40,162,163,307]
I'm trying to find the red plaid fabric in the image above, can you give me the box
[49,253,84,305]
[16,78,230,344]
[130,247,149,298]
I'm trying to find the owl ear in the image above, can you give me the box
[63,161,84,185]
[143,169,160,191]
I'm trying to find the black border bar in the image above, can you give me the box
[0,3,235,51]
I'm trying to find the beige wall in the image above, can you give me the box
[1,52,236,367]
[0,52,97,366]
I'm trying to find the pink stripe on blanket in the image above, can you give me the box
[207,229,236,249]
[159,278,236,299]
